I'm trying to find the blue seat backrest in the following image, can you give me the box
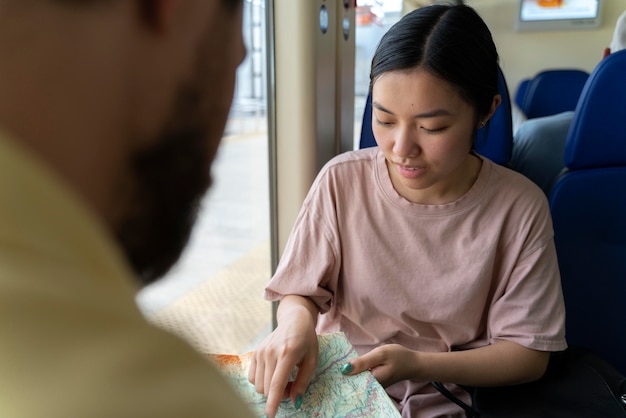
[521,69,589,119]
[513,78,530,110]
[474,66,513,165]
[548,49,626,375]
[359,66,513,166]
[359,92,374,149]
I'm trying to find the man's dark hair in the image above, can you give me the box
[223,0,242,11]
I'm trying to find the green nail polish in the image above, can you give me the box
[294,394,303,410]
[340,363,353,375]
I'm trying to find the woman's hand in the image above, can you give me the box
[248,296,319,418]
[341,340,549,388]
[341,343,420,387]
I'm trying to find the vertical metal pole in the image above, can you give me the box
[336,0,356,153]
[265,0,279,330]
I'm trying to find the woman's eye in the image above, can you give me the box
[421,126,446,134]
[375,118,394,127]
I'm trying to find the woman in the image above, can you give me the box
[249,5,567,417]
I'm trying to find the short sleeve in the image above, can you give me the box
[264,179,342,314]
[488,224,567,351]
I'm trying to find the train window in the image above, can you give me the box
[135,0,406,353]
[136,0,272,355]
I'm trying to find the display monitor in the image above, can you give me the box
[515,0,603,32]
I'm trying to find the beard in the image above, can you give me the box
[116,71,225,286]
[115,8,241,286]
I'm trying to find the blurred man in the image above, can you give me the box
[510,10,626,196]
[0,0,253,416]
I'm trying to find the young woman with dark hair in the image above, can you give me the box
[250,5,566,417]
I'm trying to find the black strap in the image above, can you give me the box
[431,381,480,418]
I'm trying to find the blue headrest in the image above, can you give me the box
[359,93,375,149]
[514,78,530,109]
[522,69,589,119]
[564,49,626,170]
[475,66,513,165]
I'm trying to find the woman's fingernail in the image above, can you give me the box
[340,363,353,375]
[294,394,303,410]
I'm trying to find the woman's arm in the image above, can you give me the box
[248,295,320,418]
[344,339,549,388]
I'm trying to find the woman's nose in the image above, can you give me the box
[393,126,419,157]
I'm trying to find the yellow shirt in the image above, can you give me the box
[0,133,253,418]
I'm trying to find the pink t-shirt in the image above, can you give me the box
[265,148,567,416]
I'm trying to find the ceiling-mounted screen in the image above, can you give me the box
[516,0,603,32]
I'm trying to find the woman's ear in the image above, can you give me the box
[481,94,502,126]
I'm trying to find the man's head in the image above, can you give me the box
[610,10,626,54]
[603,10,626,58]
[0,0,245,284]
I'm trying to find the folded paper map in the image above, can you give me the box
[210,332,401,417]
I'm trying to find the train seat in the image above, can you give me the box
[359,92,374,149]
[513,78,530,110]
[359,66,513,166]
[474,66,513,165]
[548,49,626,375]
[520,69,589,119]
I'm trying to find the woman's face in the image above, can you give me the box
[372,68,484,205]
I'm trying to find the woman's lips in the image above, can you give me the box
[396,163,426,179]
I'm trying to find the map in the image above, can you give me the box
[210,332,401,417]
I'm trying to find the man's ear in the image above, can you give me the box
[139,0,182,33]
